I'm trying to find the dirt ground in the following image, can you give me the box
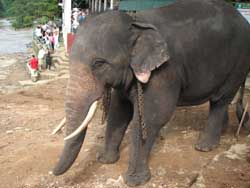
[0,55,250,188]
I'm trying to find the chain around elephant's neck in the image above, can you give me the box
[137,81,147,140]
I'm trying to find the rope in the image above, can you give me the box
[101,87,111,124]
[137,81,147,140]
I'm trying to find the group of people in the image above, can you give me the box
[28,46,52,80]
[30,21,60,81]
[35,22,60,51]
[37,46,52,70]
[30,9,88,80]
[72,8,88,33]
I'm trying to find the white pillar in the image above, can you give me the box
[95,0,98,12]
[63,0,72,49]
[104,0,107,11]
[92,0,95,12]
[110,0,114,10]
[98,0,102,12]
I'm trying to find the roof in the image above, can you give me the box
[119,0,176,11]
[235,2,250,9]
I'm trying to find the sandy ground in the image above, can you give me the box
[0,53,30,93]
[0,55,250,188]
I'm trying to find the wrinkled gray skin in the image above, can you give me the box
[53,0,250,186]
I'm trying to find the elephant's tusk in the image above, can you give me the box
[64,101,98,141]
[51,117,66,135]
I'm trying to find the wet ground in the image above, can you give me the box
[0,19,32,93]
[0,59,250,188]
[0,19,32,54]
[0,53,30,93]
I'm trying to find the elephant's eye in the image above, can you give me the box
[92,58,107,69]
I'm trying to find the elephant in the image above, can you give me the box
[52,0,250,186]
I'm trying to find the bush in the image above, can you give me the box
[11,16,23,29]
[36,16,49,25]
[2,0,61,28]
[23,16,34,27]
[0,0,4,17]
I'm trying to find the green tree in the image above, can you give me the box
[1,0,14,16]
[0,0,4,17]
[2,0,61,28]
[73,0,88,9]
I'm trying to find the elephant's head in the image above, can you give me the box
[53,11,170,175]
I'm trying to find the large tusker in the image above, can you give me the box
[53,63,103,175]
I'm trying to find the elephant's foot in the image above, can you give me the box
[221,112,229,134]
[195,133,220,152]
[123,167,151,187]
[96,149,119,164]
[221,123,228,134]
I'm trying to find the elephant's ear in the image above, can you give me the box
[130,22,170,83]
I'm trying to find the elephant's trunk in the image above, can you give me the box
[53,131,86,175]
[53,63,103,175]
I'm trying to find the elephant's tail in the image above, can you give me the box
[236,80,250,128]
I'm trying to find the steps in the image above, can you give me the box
[20,42,70,87]
[51,46,70,76]
[32,39,70,79]
[19,75,69,86]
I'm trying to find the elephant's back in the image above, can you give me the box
[137,0,250,56]
[138,0,250,105]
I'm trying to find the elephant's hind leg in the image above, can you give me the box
[221,109,229,134]
[97,90,133,164]
[195,101,229,152]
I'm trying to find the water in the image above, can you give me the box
[0,19,32,54]
[0,19,32,89]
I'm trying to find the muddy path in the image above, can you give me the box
[0,53,30,93]
[0,62,250,188]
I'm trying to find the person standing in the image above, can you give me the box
[78,11,86,24]
[45,51,52,70]
[35,26,42,40]
[44,32,50,49]
[38,47,46,70]
[72,8,80,33]
[28,55,39,82]
[53,27,60,49]
[29,55,38,71]
[49,33,55,51]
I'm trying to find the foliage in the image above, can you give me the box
[1,0,61,29]
[0,0,4,17]
[72,0,88,9]
[1,0,14,16]
[36,16,49,25]
[0,0,243,28]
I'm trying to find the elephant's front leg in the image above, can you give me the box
[97,90,133,164]
[124,109,152,187]
[124,84,179,186]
